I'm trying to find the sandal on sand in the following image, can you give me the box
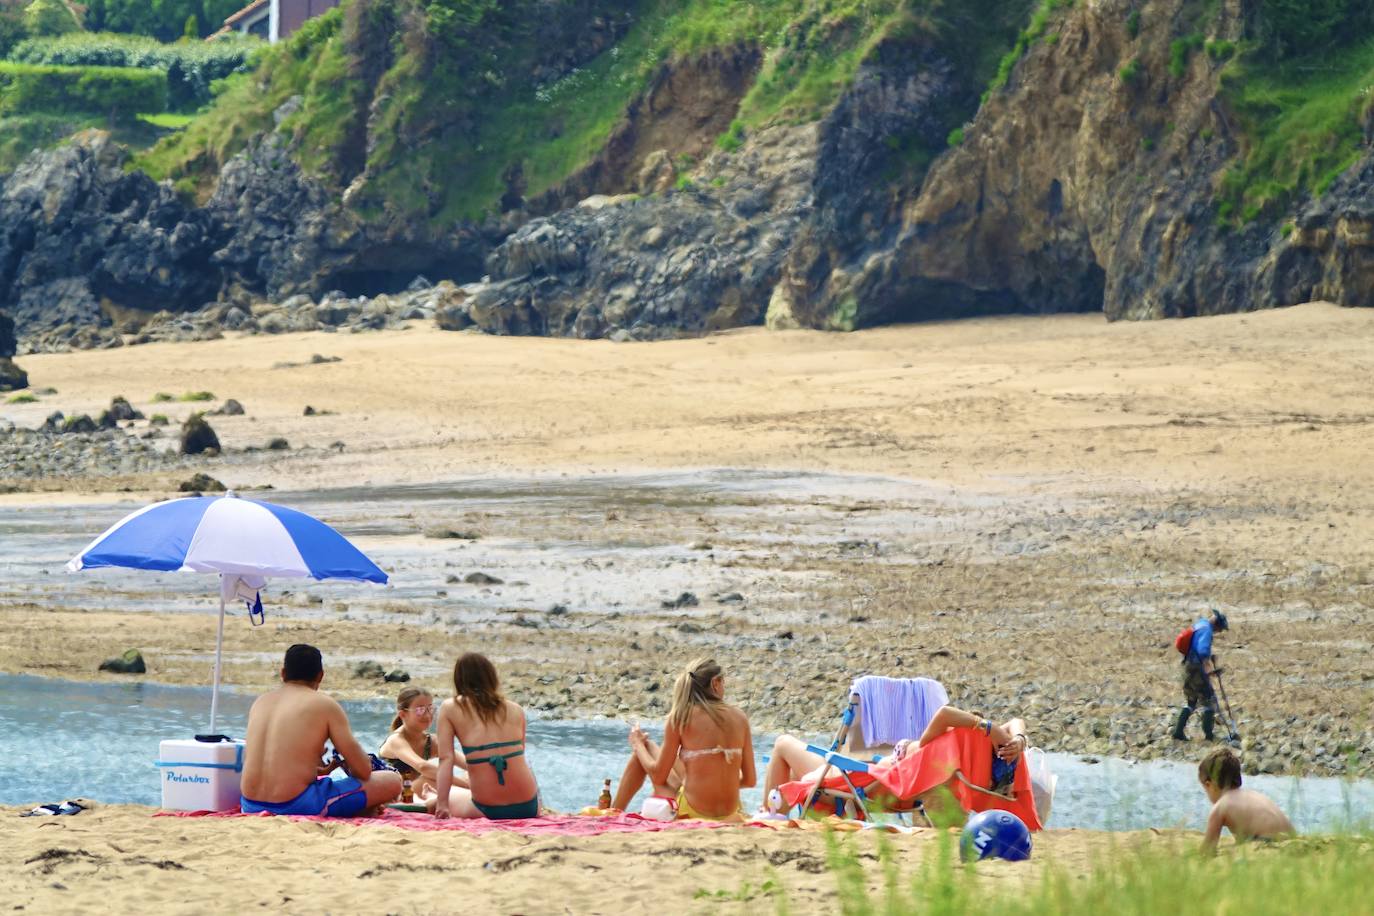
[21,800,87,817]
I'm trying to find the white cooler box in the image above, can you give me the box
[157,738,246,812]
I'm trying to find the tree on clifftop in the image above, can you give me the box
[22,0,81,36]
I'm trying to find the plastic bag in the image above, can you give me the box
[1024,746,1057,825]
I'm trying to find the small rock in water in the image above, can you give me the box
[99,649,146,674]
[310,354,341,364]
[445,574,460,584]
[716,592,745,604]
[661,592,699,610]
[675,621,704,634]
[465,572,504,586]
[688,540,712,550]
[303,406,316,416]
[547,604,569,615]
[266,437,290,450]
[353,660,385,679]
[178,473,226,493]
[383,669,411,683]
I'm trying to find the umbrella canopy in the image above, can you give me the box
[68,494,387,582]
[67,493,388,732]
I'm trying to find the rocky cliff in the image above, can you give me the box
[1,0,1372,359]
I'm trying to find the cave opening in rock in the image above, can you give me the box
[318,250,485,299]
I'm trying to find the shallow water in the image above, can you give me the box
[3,675,1371,831]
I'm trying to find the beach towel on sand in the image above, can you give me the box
[158,808,765,836]
[778,728,1043,831]
[849,676,948,748]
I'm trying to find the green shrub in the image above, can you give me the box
[10,32,260,110]
[6,392,37,403]
[23,0,80,37]
[1258,0,1374,61]
[0,61,166,118]
[178,390,215,401]
[1205,38,1235,61]
[1125,9,1140,38]
[152,392,174,402]
[715,118,744,152]
[1169,34,1203,77]
[673,174,695,192]
[947,126,965,146]
[1217,34,1374,223]
[1281,221,1295,237]
[1119,57,1142,83]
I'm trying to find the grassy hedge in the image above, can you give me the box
[0,62,167,118]
[9,32,260,111]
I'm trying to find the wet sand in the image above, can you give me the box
[2,304,1372,783]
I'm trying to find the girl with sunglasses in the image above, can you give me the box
[378,686,476,815]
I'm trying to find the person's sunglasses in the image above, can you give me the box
[406,705,435,716]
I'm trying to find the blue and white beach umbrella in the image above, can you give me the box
[68,492,388,731]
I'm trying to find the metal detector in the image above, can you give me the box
[1210,660,1242,745]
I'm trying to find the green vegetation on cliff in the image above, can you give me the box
[135,0,1047,221]
[1220,20,1374,223]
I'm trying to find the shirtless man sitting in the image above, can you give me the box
[240,644,402,816]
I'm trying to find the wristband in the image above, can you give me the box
[981,719,992,736]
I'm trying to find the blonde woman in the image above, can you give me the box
[644,658,755,821]
[377,686,473,813]
[434,653,540,820]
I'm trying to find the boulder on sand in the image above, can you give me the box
[180,414,221,455]
[99,649,146,674]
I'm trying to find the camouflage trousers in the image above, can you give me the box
[1182,661,1217,710]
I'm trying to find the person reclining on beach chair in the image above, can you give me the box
[241,644,403,817]
[773,705,1047,830]
[762,676,948,803]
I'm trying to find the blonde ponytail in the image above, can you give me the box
[667,657,725,731]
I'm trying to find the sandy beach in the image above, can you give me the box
[0,803,1192,914]
[2,304,1372,911]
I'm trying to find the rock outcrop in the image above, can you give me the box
[3,0,1374,350]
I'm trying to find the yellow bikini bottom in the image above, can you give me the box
[675,788,747,823]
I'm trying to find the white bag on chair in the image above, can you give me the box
[1024,747,1057,825]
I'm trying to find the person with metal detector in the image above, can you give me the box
[1172,609,1229,741]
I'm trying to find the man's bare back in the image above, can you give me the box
[239,645,400,816]
[241,684,348,802]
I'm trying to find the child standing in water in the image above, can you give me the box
[1198,747,1295,854]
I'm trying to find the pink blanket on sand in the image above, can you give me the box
[157,808,755,836]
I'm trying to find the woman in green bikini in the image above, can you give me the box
[434,653,541,821]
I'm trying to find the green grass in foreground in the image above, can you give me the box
[1217,35,1374,224]
[706,830,1374,914]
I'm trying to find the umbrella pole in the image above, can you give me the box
[209,595,226,734]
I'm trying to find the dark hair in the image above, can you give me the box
[1198,747,1242,789]
[283,644,323,683]
[390,686,432,731]
[453,653,506,726]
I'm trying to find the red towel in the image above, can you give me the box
[779,728,1042,831]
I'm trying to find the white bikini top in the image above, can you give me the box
[679,746,743,762]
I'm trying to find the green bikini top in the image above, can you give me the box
[461,739,524,786]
